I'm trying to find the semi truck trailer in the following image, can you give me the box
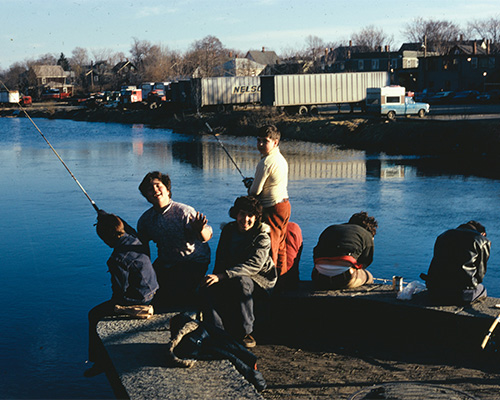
[261,71,390,115]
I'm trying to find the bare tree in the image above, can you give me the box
[91,48,125,65]
[29,53,58,65]
[352,25,394,51]
[305,35,326,61]
[70,47,90,67]
[402,18,461,53]
[1,61,28,91]
[141,44,177,81]
[279,45,305,60]
[183,35,228,78]
[69,47,90,90]
[130,38,155,69]
[468,16,500,43]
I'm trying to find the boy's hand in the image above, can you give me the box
[243,177,254,189]
[191,212,212,242]
[191,212,208,233]
[201,274,222,287]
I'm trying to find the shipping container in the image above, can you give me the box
[261,71,390,114]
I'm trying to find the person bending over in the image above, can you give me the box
[201,196,277,348]
[421,220,491,305]
[137,171,212,307]
[312,212,378,290]
[86,211,158,377]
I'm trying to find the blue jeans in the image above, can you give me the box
[201,276,256,339]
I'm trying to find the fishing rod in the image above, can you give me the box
[205,122,246,179]
[481,312,500,350]
[1,80,100,212]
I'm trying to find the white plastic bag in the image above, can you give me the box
[397,280,426,300]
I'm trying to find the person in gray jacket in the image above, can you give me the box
[201,196,277,348]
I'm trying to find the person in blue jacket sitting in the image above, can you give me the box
[85,211,159,377]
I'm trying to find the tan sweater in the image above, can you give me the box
[249,147,288,208]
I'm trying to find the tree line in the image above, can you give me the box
[1,16,499,94]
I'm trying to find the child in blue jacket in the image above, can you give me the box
[85,211,158,377]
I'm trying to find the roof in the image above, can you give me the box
[223,58,265,70]
[31,65,66,78]
[112,60,137,73]
[245,50,280,66]
[449,43,500,55]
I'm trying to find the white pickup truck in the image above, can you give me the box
[366,86,430,120]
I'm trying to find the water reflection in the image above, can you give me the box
[2,117,500,399]
[163,137,428,182]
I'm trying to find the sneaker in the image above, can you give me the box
[84,363,104,378]
[242,334,256,348]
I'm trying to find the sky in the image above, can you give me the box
[1,0,499,70]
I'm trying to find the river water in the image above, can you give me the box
[1,117,500,398]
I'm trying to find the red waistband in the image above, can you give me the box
[314,255,362,269]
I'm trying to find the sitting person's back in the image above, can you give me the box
[312,211,377,290]
[421,220,491,305]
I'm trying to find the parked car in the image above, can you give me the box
[20,95,32,106]
[427,91,455,104]
[452,90,479,104]
[41,88,71,101]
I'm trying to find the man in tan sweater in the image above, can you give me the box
[245,125,290,276]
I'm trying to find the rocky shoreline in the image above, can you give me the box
[4,104,500,175]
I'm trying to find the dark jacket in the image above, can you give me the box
[214,221,277,290]
[108,233,159,304]
[167,312,267,391]
[313,223,374,268]
[425,227,491,293]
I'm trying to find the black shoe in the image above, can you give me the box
[84,363,104,378]
[242,334,256,348]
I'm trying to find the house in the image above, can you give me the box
[245,48,280,66]
[29,65,73,98]
[111,60,139,86]
[216,57,266,77]
[321,43,419,88]
[245,48,281,74]
[84,61,112,90]
[417,39,499,92]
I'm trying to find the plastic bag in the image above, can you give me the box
[397,280,426,300]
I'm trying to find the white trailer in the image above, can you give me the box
[190,76,261,111]
[261,71,390,115]
[0,90,20,104]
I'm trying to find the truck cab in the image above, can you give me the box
[366,86,430,120]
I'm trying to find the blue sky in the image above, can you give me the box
[1,0,499,70]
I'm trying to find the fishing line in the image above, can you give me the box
[205,122,246,179]
[1,80,100,212]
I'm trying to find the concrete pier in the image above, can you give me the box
[97,312,263,400]
[97,282,500,399]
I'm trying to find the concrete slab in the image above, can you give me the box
[97,312,263,400]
